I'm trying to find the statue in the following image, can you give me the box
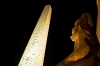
[56,0,100,65]
[56,13,100,66]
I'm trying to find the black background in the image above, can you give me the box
[1,0,97,66]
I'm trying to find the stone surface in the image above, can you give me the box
[18,5,52,66]
[56,13,100,66]
[96,0,100,43]
[56,1,100,66]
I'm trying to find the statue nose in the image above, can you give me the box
[70,36,73,39]
[70,36,75,41]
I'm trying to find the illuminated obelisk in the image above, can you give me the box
[18,4,52,66]
[96,0,100,43]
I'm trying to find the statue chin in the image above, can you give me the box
[70,36,76,42]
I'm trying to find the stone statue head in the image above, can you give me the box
[70,13,93,50]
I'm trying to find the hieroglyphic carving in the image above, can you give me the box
[18,5,52,66]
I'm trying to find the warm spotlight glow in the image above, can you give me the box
[18,4,52,66]
[96,0,98,5]
[96,0,100,43]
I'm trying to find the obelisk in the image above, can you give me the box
[96,0,100,43]
[18,4,52,66]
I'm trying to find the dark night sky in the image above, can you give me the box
[2,0,97,66]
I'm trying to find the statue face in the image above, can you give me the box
[71,27,87,50]
[70,27,78,42]
[70,33,76,42]
[70,26,88,44]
